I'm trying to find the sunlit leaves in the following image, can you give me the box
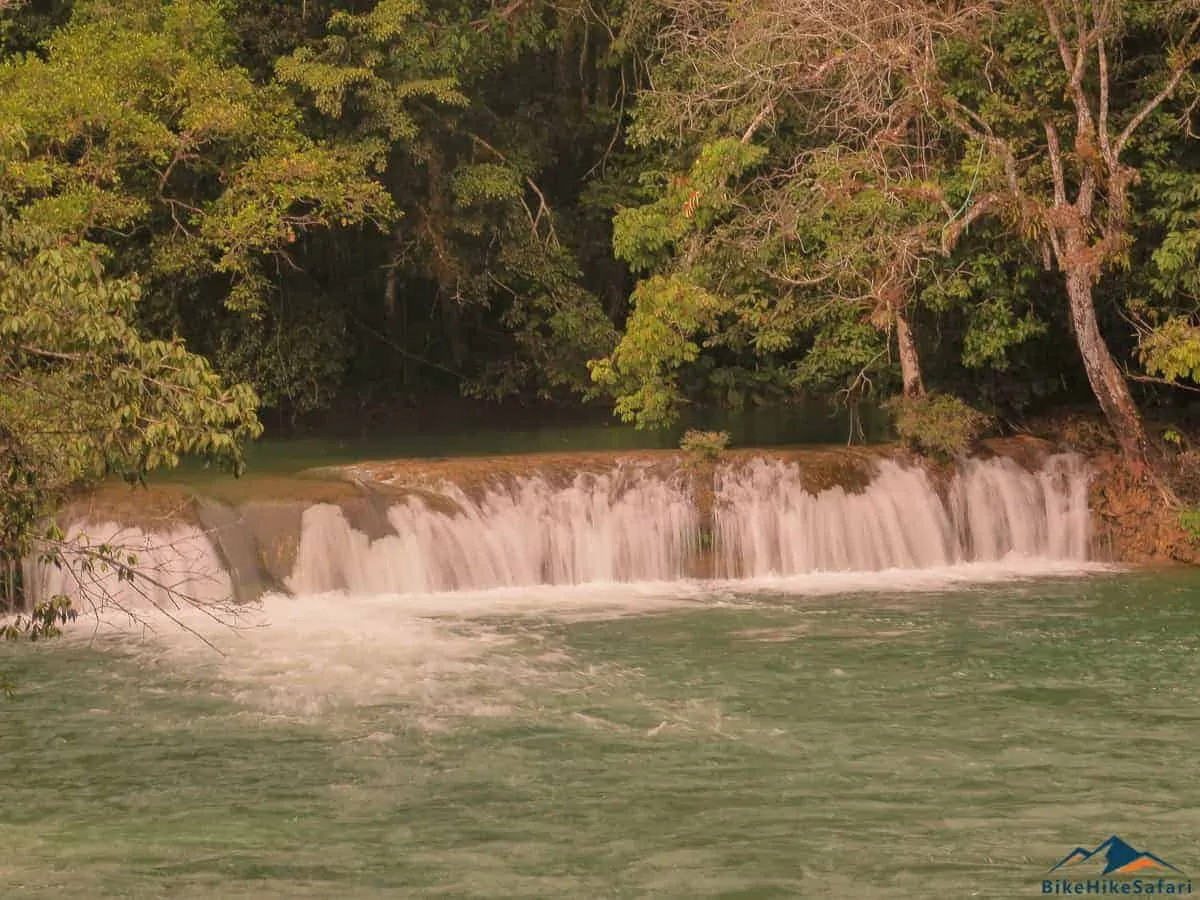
[453,163,523,206]
[1139,317,1200,384]
[275,0,468,141]
[0,0,392,316]
[0,222,262,524]
[589,274,724,427]
[0,220,260,621]
[613,138,767,273]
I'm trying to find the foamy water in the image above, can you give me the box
[12,453,1107,711]
[288,470,699,594]
[27,556,1111,715]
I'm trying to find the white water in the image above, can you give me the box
[23,522,234,624]
[12,453,1101,712]
[288,470,699,594]
[23,453,1096,624]
[290,453,1091,592]
[716,454,1090,576]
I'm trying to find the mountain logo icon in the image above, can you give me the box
[1048,835,1184,876]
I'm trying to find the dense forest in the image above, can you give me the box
[5,0,1200,618]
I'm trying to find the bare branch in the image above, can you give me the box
[741,102,774,144]
[471,0,530,31]
[467,132,560,246]
[1115,16,1200,155]
[1126,372,1200,394]
[1044,120,1068,208]
[22,527,252,652]
[1097,29,1113,164]
[1041,0,1080,79]
[941,192,1003,253]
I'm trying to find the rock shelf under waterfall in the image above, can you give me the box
[24,449,1092,609]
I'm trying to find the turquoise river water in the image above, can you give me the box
[3,566,1200,898]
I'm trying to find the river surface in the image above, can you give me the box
[183,402,892,478]
[4,567,1199,898]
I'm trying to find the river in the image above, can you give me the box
[2,423,1198,898]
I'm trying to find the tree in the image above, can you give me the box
[0,221,261,625]
[593,1,1020,426]
[601,0,1200,470]
[0,0,394,413]
[936,0,1200,471]
[274,0,623,405]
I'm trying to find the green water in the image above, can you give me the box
[3,569,1200,898]
[176,403,892,478]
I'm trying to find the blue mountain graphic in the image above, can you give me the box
[1049,835,1183,875]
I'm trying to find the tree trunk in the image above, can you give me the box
[1062,262,1158,472]
[382,225,410,386]
[383,225,403,320]
[894,307,925,398]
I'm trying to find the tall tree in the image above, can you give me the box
[604,0,1200,467]
[0,0,394,414]
[277,0,623,404]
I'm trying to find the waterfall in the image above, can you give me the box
[714,454,1090,578]
[23,453,1093,607]
[288,469,699,594]
[22,522,233,618]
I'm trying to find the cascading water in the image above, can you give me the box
[287,470,699,594]
[714,454,1090,577]
[23,522,234,615]
[282,453,1092,591]
[25,453,1093,608]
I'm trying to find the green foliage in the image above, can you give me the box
[212,297,349,415]
[1,596,76,641]
[1178,508,1200,545]
[464,240,620,402]
[275,0,468,139]
[601,108,1036,423]
[275,0,622,403]
[601,0,1200,450]
[0,0,392,272]
[589,274,724,427]
[886,393,992,461]
[5,0,1200,483]
[0,224,262,485]
[612,139,767,273]
[920,246,1048,371]
[452,164,523,206]
[0,0,393,409]
[1138,317,1200,385]
[679,429,730,461]
[0,221,261,614]
[790,317,889,395]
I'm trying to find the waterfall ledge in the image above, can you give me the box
[23,441,1099,609]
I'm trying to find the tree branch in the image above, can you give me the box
[471,0,529,31]
[741,102,775,144]
[1044,120,1069,207]
[941,193,1003,253]
[1096,28,1114,164]
[467,132,560,246]
[1115,16,1200,155]
[1126,371,1200,393]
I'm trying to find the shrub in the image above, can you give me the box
[1179,507,1200,545]
[679,429,731,461]
[886,393,992,460]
